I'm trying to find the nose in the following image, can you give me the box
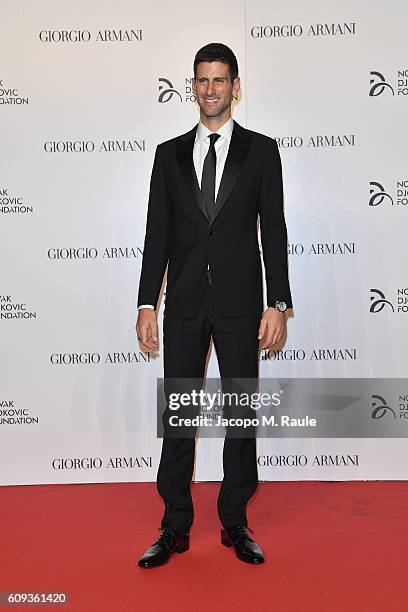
[206,81,215,96]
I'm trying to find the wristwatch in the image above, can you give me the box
[271,300,287,313]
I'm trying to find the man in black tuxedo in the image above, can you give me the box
[136,43,292,567]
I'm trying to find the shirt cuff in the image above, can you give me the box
[138,304,155,310]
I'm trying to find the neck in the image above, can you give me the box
[199,109,232,132]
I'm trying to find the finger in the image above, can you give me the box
[136,326,149,346]
[270,323,284,347]
[258,319,266,340]
[270,330,281,347]
[135,324,142,341]
[148,318,159,343]
[140,340,154,351]
[136,316,158,350]
[142,338,157,351]
[138,327,153,349]
[259,326,274,350]
[141,322,157,349]
[145,326,158,349]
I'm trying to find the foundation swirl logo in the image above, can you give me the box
[369,289,394,313]
[369,182,393,207]
[369,71,395,96]
[158,78,182,103]
[371,394,396,419]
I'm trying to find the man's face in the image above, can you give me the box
[193,61,240,120]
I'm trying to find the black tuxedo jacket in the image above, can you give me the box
[137,120,292,318]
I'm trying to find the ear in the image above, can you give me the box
[232,76,241,96]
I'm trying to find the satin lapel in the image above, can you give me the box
[209,121,252,228]
[176,125,209,222]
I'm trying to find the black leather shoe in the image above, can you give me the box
[221,525,265,564]
[138,528,189,568]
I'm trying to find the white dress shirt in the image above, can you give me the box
[138,116,234,310]
[193,115,234,199]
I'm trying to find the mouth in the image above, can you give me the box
[203,97,220,104]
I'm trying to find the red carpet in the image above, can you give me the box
[1,481,407,611]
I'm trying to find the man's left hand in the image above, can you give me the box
[258,307,286,349]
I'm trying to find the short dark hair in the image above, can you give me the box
[193,43,239,82]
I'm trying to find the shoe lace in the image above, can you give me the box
[228,525,254,540]
[154,527,178,548]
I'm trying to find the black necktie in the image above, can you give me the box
[201,133,220,219]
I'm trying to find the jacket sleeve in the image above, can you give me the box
[137,144,171,309]
[258,138,293,309]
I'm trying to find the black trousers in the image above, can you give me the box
[157,276,261,532]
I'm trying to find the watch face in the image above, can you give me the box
[275,301,287,312]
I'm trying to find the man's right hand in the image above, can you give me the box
[136,308,158,351]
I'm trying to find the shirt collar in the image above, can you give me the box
[196,116,234,144]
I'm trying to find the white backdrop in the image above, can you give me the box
[1,0,407,486]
